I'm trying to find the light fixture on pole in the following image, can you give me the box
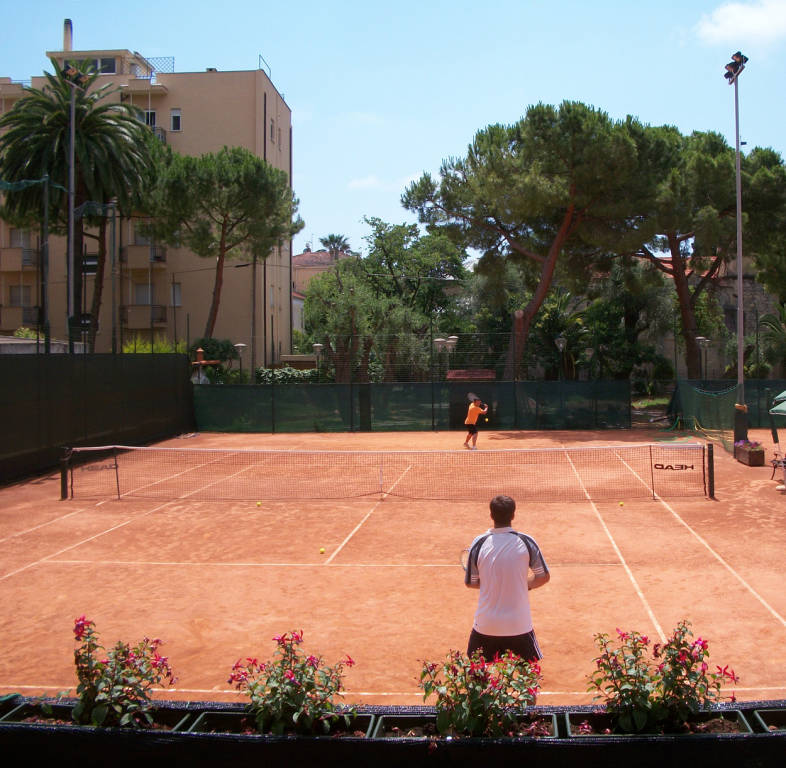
[555,336,566,380]
[312,342,324,383]
[724,50,749,443]
[62,64,88,350]
[696,336,710,384]
[234,343,247,377]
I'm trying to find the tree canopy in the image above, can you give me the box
[402,101,651,374]
[147,145,303,338]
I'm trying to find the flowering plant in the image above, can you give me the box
[420,649,542,737]
[70,616,176,727]
[228,630,356,735]
[588,619,738,733]
[734,439,762,449]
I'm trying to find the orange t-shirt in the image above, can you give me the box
[465,403,485,425]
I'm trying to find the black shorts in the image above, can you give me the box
[465,423,478,435]
[467,628,542,662]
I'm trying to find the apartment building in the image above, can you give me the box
[0,20,294,366]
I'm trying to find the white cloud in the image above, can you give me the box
[696,0,786,46]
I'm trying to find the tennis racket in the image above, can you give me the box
[467,392,478,403]
[460,547,470,571]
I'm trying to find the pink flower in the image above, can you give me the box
[343,654,355,668]
[616,629,629,640]
[291,630,304,644]
[74,615,91,641]
[306,655,320,668]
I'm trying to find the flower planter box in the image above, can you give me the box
[0,694,21,718]
[372,711,558,739]
[736,446,765,466]
[0,700,194,731]
[563,709,752,737]
[187,710,375,738]
[753,708,786,733]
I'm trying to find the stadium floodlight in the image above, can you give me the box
[724,50,749,443]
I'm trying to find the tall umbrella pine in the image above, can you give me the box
[0,59,153,348]
[146,146,303,339]
[402,102,648,373]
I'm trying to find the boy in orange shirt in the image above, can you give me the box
[463,397,489,450]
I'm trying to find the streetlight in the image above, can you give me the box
[696,336,710,385]
[234,343,247,378]
[555,336,566,380]
[724,50,749,442]
[312,342,324,383]
[62,64,89,350]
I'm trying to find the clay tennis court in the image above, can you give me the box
[1,427,785,709]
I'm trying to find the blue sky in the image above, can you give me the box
[2,0,785,257]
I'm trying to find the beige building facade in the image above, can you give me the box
[0,20,294,367]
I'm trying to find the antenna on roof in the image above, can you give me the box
[258,54,271,78]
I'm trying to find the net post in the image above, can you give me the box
[706,443,714,499]
[60,448,71,500]
[113,447,121,500]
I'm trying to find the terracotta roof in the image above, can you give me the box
[292,249,352,267]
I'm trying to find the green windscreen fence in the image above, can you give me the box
[192,380,631,433]
[0,354,194,483]
[669,380,786,451]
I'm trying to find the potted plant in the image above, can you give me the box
[574,619,748,736]
[734,439,765,466]
[374,649,554,739]
[0,616,182,730]
[203,629,371,737]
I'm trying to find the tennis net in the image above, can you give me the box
[62,443,712,502]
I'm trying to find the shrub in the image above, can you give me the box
[420,649,542,737]
[228,630,356,735]
[70,616,176,727]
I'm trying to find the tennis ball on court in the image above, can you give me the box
[484,417,489,422]
[256,501,262,507]
[619,501,624,506]
[319,547,325,554]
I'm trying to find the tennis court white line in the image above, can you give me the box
[50,560,465,567]
[0,507,87,545]
[564,450,667,643]
[1,467,260,583]
[325,464,413,565]
[657,496,786,629]
[610,450,786,631]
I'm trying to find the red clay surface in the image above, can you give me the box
[1,427,784,709]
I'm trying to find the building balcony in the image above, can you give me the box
[0,247,40,271]
[0,305,39,330]
[120,304,167,329]
[120,244,167,269]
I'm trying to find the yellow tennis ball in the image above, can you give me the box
[619,501,624,506]
[319,547,325,554]
[256,501,262,507]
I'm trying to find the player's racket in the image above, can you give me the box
[460,548,470,571]
[467,392,478,402]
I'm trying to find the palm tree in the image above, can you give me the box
[319,233,350,261]
[0,59,153,349]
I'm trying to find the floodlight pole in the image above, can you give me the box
[63,65,86,353]
[67,81,76,350]
[725,51,748,443]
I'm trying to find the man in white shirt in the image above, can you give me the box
[464,494,550,660]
